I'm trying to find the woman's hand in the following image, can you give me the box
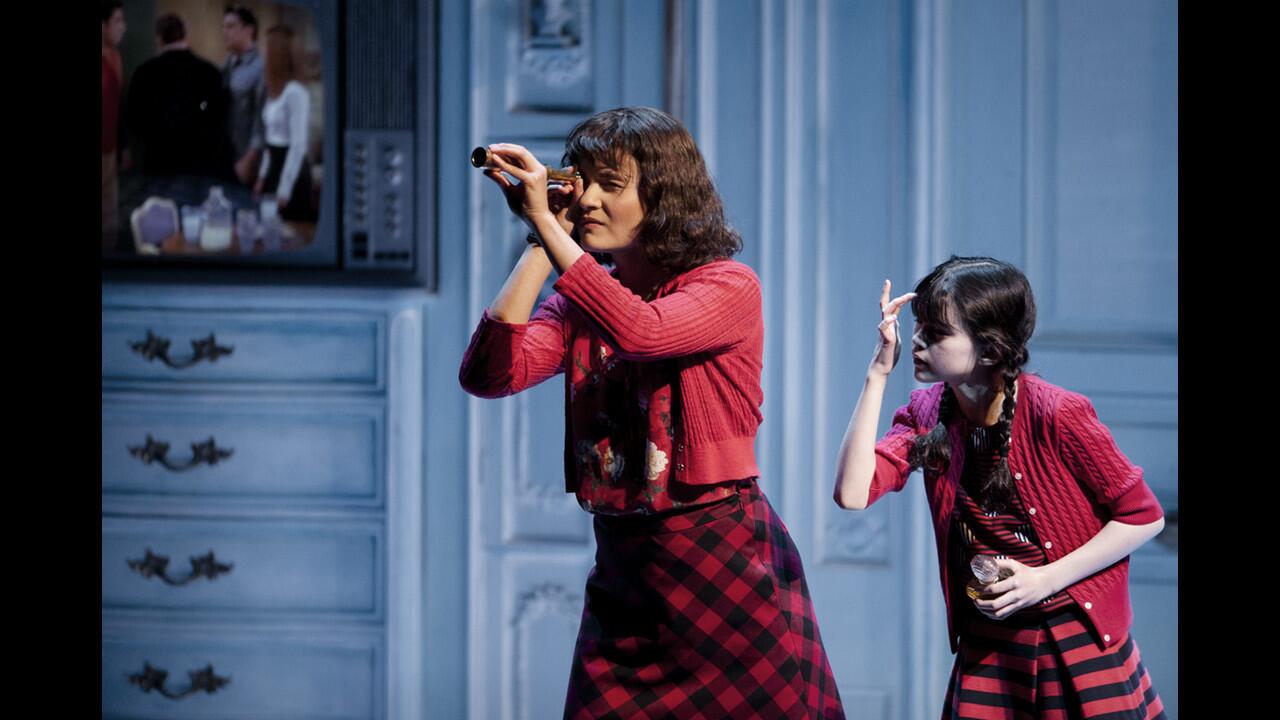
[253,178,265,202]
[971,558,1061,620]
[869,280,915,378]
[483,143,578,236]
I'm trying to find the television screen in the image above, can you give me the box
[102,0,324,261]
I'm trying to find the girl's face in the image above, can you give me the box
[571,154,645,255]
[910,312,982,385]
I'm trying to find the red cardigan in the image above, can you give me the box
[867,373,1164,652]
[459,253,764,489]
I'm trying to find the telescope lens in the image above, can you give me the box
[470,147,490,168]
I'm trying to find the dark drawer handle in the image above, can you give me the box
[128,548,234,585]
[130,329,234,369]
[128,661,230,699]
[129,434,234,471]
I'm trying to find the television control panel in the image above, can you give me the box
[344,130,415,270]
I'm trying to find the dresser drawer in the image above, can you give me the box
[103,517,383,622]
[102,309,383,390]
[102,628,381,720]
[103,396,383,510]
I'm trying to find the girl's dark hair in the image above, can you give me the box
[906,256,1036,513]
[563,106,741,274]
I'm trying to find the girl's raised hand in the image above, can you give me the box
[869,280,915,378]
[970,558,1061,620]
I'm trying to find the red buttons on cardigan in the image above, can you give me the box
[1028,507,1036,515]
[1014,472,1023,480]
[676,463,685,471]
[1104,634,1112,643]
[676,443,684,452]
[1084,602,1093,610]
[1044,541,1053,549]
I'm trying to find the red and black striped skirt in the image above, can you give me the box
[943,606,1166,720]
[563,481,845,719]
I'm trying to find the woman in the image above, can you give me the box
[460,107,845,719]
[253,24,314,221]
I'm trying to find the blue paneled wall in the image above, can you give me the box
[428,0,1177,717]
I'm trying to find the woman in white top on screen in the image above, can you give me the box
[253,24,315,221]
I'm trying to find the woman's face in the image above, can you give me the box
[104,8,126,47]
[571,154,645,255]
[910,311,982,385]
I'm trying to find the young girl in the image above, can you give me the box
[460,107,845,719]
[833,256,1166,719]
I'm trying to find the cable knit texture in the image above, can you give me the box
[459,254,764,490]
[866,373,1163,653]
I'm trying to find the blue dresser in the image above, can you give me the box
[102,283,425,720]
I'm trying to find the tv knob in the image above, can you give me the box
[384,149,403,166]
[385,170,403,186]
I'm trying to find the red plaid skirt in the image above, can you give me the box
[564,481,845,719]
[942,606,1166,720]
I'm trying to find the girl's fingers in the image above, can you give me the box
[985,575,1018,595]
[879,279,891,310]
[990,591,1021,611]
[878,316,899,341]
[994,601,1022,619]
[884,292,917,317]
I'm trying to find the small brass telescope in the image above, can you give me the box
[470,146,580,184]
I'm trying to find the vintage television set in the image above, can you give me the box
[102,0,435,288]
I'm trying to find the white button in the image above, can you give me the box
[677,463,685,471]
[1028,507,1036,515]
[1014,472,1023,480]
[1084,602,1093,610]
[1104,634,1111,643]
[677,444,684,452]
[1044,541,1052,549]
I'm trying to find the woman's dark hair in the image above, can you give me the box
[101,0,123,23]
[154,14,186,45]
[263,24,299,97]
[906,256,1036,513]
[562,106,741,274]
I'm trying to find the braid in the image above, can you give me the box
[972,367,1021,513]
[909,384,957,473]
